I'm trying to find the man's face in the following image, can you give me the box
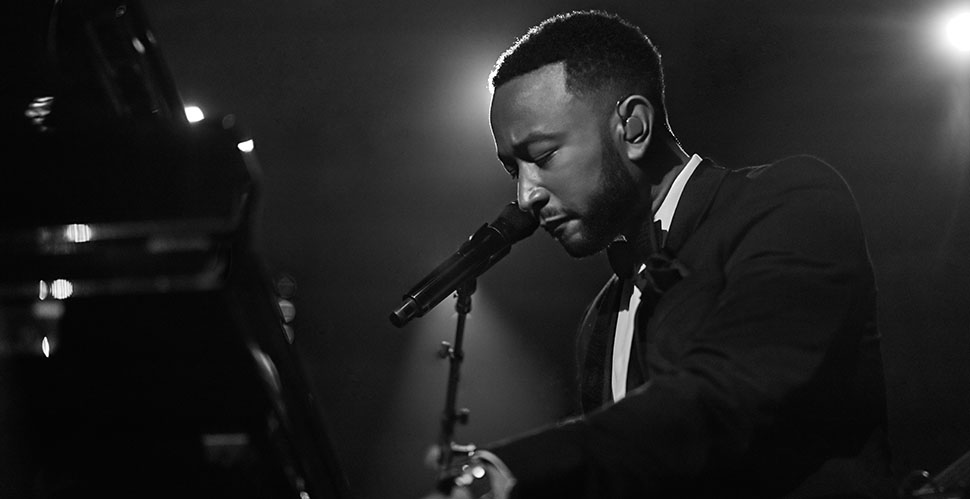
[490,63,640,258]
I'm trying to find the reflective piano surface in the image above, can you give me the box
[1,1,347,498]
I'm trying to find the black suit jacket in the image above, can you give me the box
[488,156,894,498]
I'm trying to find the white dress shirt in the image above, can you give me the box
[611,154,703,402]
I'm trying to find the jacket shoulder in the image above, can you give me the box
[731,154,847,186]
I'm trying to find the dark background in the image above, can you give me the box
[137,1,970,497]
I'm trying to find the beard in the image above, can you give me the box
[561,133,641,258]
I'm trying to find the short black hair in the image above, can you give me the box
[490,10,668,126]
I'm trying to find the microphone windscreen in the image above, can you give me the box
[491,201,539,243]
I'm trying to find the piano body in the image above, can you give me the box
[0,1,347,498]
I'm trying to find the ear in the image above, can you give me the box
[614,95,655,161]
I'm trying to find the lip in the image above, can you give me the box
[541,216,569,236]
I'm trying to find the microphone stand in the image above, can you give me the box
[434,278,476,494]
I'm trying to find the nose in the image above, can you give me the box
[516,164,549,215]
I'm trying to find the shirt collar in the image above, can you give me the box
[606,154,703,277]
[653,153,703,231]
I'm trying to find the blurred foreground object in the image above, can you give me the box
[900,446,970,499]
[0,1,347,498]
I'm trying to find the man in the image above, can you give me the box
[426,10,894,499]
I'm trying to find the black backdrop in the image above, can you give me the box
[133,1,970,497]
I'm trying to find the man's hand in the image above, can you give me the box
[419,446,513,499]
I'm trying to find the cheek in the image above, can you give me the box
[549,148,605,209]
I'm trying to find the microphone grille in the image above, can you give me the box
[492,201,539,243]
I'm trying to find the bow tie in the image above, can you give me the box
[606,220,688,294]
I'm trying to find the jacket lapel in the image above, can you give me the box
[578,159,729,413]
[663,159,729,256]
[578,276,623,413]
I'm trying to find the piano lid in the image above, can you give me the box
[0,2,349,498]
[2,0,260,299]
[3,0,257,232]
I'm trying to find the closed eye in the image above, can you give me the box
[497,146,555,180]
[533,150,556,167]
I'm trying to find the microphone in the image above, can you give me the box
[390,202,538,327]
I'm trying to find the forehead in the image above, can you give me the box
[490,63,601,144]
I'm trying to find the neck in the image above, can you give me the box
[621,135,689,242]
[649,138,690,213]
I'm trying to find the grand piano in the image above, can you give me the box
[0,1,347,497]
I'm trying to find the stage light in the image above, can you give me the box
[64,223,92,243]
[237,139,254,152]
[25,96,54,131]
[184,105,205,123]
[50,279,73,300]
[946,10,970,52]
